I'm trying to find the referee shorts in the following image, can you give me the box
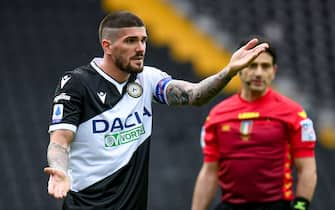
[214,200,291,210]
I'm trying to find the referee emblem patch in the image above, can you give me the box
[127,82,143,98]
[240,120,253,141]
[300,118,316,141]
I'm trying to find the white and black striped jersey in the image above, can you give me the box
[48,58,172,210]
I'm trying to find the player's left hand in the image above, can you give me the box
[44,167,71,199]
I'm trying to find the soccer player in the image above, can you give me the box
[44,11,268,210]
[191,40,317,210]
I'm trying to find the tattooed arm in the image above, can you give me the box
[47,143,69,174]
[166,38,269,106]
[166,67,233,106]
[44,129,74,199]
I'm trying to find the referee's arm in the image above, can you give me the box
[191,161,219,210]
[294,157,317,201]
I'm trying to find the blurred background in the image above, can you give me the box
[0,0,334,209]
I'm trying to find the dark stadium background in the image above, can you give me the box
[0,0,334,209]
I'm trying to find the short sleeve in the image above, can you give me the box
[48,72,84,133]
[143,66,172,104]
[289,111,317,158]
[202,116,220,162]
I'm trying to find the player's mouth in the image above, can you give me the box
[251,80,263,86]
[131,57,144,67]
[131,55,144,60]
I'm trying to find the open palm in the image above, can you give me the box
[44,167,71,199]
[228,38,269,75]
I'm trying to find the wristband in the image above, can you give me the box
[291,197,310,210]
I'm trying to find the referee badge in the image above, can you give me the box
[300,118,316,141]
[126,82,143,98]
[240,120,253,141]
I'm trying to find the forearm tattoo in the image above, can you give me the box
[167,68,233,106]
[166,85,192,105]
[47,142,69,174]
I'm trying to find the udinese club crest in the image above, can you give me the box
[126,82,143,98]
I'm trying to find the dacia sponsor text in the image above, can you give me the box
[92,107,151,133]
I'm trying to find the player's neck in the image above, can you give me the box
[99,59,130,83]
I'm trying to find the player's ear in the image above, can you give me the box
[273,64,278,73]
[273,64,278,75]
[101,39,113,55]
[271,64,278,80]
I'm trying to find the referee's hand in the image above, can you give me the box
[44,167,71,199]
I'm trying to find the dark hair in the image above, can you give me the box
[98,11,145,42]
[239,37,277,65]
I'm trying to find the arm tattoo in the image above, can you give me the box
[166,68,233,106]
[194,68,233,104]
[47,142,69,174]
[166,85,192,105]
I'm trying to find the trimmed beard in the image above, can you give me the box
[115,57,144,74]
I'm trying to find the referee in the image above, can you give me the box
[44,11,269,210]
[191,40,316,210]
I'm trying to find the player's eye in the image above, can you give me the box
[125,38,135,43]
[141,37,147,43]
[249,63,258,69]
[261,63,272,69]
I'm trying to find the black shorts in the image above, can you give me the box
[62,188,147,210]
[214,200,291,210]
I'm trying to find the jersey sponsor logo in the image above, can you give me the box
[104,124,145,147]
[92,107,152,134]
[238,112,260,119]
[126,82,143,98]
[53,93,71,103]
[60,75,71,89]
[300,118,316,141]
[52,104,64,123]
[97,91,106,104]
